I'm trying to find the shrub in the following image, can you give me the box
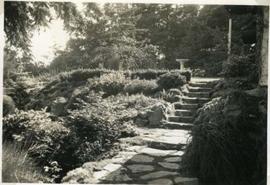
[3,109,70,167]
[88,72,128,97]
[124,79,159,95]
[129,69,167,80]
[4,79,31,110]
[157,72,187,90]
[222,55,258,80]
[182,91,267,185]
[172,70,192,82]
[57,69,110,82]
[64,109,124,165]
[2,142,47,183]
[157,89,183,103]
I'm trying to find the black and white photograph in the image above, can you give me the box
[2,1,269,184]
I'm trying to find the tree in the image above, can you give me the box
[4,1,79,57]
[49,3,162,71]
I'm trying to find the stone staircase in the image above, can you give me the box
[164,80,214,131]
[62,78,219,185]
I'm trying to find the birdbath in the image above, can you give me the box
[176,59,190,71]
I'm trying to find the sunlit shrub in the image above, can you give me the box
[88,72,128,97]
[124,79,159,95]
[129,69,167,80]
[157,72,187,90]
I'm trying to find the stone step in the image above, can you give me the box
[189,82,213,88]
[173,177,199,185]
[143,138,186,150]
[168,116,193,123]
[182,97,210,104]
[174,109,194,117]
[163,121,193,130]
[188,86,212,93]
[174,102,199,110]
[184,91,210,98]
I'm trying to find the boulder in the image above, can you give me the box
[148,103,167,126]
[51,97,67,116]
[168,88,182,96]
[3,95,15,116]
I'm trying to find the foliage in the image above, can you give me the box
[4,1,79,54]
[128,69,167,80]
[124,79,159,95]
[3,109,70,168]
[57,69,108,82]
[182,90,267,185]
[4,78,31,110]
[2,142,47,183]
[222,55,258,81]
[157,72,187,90]
[157,88,183,103]
[88,72,128,97]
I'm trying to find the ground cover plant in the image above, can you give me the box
[2,142,47,183]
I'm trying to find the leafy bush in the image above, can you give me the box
[222,55,258,80]
[128,69,167,80]
[172,70,192,81]
[157,72,187,90]
[65,110,121,163]
[182,90,267,185]
[88,72,128,97]
[3,109,70,167]
[157,89,183,103]
[2,142,47,183]
[57,68,111,82]
[124,79,159,95]
[4,79,31,110]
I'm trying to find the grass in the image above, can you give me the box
[2,142,47,183]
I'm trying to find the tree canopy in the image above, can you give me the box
[4,2,264,77]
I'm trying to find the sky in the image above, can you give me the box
[30,19,69,65]
[30,3,85,65]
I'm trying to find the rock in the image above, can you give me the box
[61,168,93,183]
[140,147,177,157]
[93,170,109,179]
[3,95,15,116]
[164,157,182,163]
[126,164,154,173]
[130,154,155,163]
[180,84,189,93]
[168,88,182,96]
[158,162,180,170]
[148,178,174,185]
[51,97,67,116]
[103,163,122,172]
[172,151,184,156]
[103,169,132,182]
[245,87,267,98]
[174,177,199,185]
[148,103,167,126]
[140,171,178,180]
